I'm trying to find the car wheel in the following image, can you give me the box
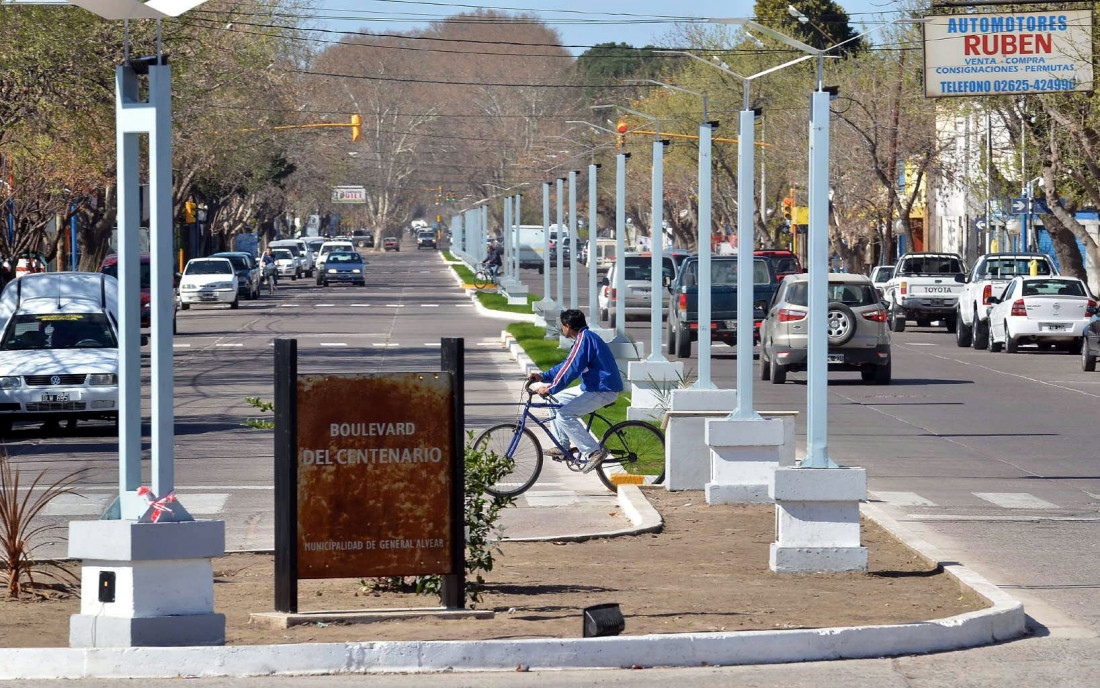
[230,297,239,310]
[323,280,329,287]
[889,303,906,332]
[1083,341,1097,372]
[292,271,299,281]
[860,365,875,383]
[180,302,190,311]
[945,315,957,334]
[173,315,177,335]
[357,280,365,287]
[609,311,616,329]
[675,325,691,359]
[771,361,787,384]
[1004,324,1018,353]
[826,302,856,346]
[599,308,609,323]
[955,310,972,347]
[972,314,989,350]
[667,321,678,357]
[760,351,771,381]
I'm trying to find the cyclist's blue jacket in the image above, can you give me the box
[541,327,624,395]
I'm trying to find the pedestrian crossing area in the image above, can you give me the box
[870,489,1100,520]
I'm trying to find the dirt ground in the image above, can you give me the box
[1,490,987,647]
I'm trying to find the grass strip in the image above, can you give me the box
[476,292,538,314]
[506,323,660,476]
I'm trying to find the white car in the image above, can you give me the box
[179,257,239,309]
[271,248,300,280]
[0,272,119,434]
[315,241,354,284]
[869,264,893,301]
[882,253,966,332]
[955,252,1057,350]
[986,276,1095,353]
[270,239,313,277]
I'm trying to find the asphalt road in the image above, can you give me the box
[6,245,1100,684]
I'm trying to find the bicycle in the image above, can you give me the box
[472,264,499,291]
[473,381,665,496]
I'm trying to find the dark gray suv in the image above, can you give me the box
[759,273,891,385]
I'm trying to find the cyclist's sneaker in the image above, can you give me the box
[581,448,609,474]
[545,447,570,459]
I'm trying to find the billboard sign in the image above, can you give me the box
[295,372,456,580]
[924,10,1094,97]
[331,186,366,203]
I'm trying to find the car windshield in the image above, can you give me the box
[1022,279,1086,297]
[418,232,434,239]
[327,253,361,264]
[896,256,963,276]
[872,267,894,283]
[622,257,675,282]
[185,260,232,275]
[785,282,878,307]
[272,244,300,256]
[984,258,1052,278]
[681,259,770,287]
[771,257,800,274]
[1,312,117,351]
[273,249,293,261]
[102,261,151,289]
[214,255,249,271]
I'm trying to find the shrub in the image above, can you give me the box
[0,446,88,598]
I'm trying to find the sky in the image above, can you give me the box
[319,0,911,55]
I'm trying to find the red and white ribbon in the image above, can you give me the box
[136,487,178,523]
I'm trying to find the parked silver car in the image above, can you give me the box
[598,253,676,327]
[759,273,891,385]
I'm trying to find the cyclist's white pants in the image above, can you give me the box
[550,388,618,457]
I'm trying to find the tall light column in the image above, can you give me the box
[543,183,552,300]
[647,138,668,362]
[502,195,512,283]
[803,88,838,469]
[514,193,523,280]
[614,153,628,340]
[731,106,760,420]
[588,163,600,319]
[695,122,717,388]
[555,177,565,307]
[568,170,578,310]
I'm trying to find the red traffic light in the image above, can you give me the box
[616,120,628,134]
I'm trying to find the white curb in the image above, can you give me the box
[506,485,663,543]
[441,253,538,323]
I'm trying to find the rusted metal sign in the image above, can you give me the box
[295,372,455,579]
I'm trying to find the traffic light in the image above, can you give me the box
[350,114,362,142]
[782,196,793,221]
[183,200,197,224]
[616,120,628,148]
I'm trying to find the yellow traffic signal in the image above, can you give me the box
[183,200,197,224]
[782,196,793,221]
[616,120,628,148]
[350,114,362,142]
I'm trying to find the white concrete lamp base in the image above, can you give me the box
[769,466,868,573]
[663,388,737,491]
[704,416,785,505]
[626,359,685,422]
[68,519,226,647]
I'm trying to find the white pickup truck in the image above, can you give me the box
[954,252,1058,349]
[883,252,967,333]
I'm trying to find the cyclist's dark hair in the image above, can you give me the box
[559,309,587,331]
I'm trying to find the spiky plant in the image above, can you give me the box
[0,445,89,598]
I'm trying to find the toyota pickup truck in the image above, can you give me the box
[954,252,1058,349]
[666,255,779,359]
[883,252,967,333]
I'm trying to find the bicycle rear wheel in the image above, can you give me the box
[472,423,543,497]
[596,421,665,493]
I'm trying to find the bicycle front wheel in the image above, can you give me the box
[597,421,665,493]
[472,270,491,291]
[472,423,543,497]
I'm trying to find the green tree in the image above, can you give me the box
[753,0,864,54]
[575,43,670,86]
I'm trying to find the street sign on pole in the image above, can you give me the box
[1010,198,1029,214]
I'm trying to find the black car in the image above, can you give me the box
[211,251,262,300]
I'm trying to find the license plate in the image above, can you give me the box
[1042,323,1068,332]
[199,293,217,301]
[827,354,844,363]
[41,393,70,403]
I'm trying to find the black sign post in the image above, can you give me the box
[274,338,299,614]
[440,337,466,610]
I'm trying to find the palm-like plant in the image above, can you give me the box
[0,446,89,598]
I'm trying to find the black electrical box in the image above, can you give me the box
[98,571,116,603]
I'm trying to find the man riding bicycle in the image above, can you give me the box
[482,239,503,282]
[528,309,623,474]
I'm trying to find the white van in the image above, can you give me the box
[270,239,314,277]
[0,272,120,434]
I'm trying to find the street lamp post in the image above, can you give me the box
[568,170,579,310]
[588,163,600,321]
[555,177,565,309]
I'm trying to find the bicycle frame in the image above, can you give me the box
[505,395,611,459]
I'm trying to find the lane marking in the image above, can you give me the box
[456,304,473,308]
[216,343,243,348]
[871,491,937,507]
[421,304,439,307]
[904,515,1100,523]
[423,343,442,347]
[320,343,347,347]
[974,492,1059,509]
[279,304,299,308]
[476,342,498,347]
[371,343,400,348]
[907,342,935,346]
[351,303,371,307]
[385,304,406,308]
[316,304,335,308]
[173,343,191,348]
